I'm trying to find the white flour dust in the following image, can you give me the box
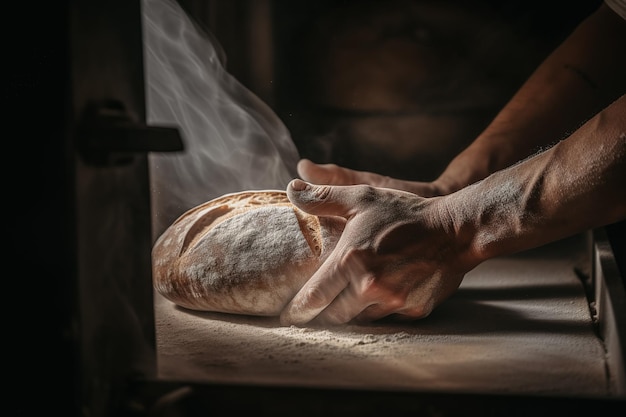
[154,235,612,397]
[202,207,312,282]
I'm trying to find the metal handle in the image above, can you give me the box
[78,99,184,165]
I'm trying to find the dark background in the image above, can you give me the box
[4,1,624,415]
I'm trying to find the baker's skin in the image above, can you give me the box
[279,3,626,326]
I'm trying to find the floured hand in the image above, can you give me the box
[279,179,475,326]
[297,159,444,197]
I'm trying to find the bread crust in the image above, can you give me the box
[152,190,345,316]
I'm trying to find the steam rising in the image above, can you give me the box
[142,0,299,240]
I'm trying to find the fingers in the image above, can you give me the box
[297,159,358,185]
[297,158,438,196]
[280,247,380,326]
[279,252,352,326]
[313,283,374,326]
[297,158,387,187]
[287,179,364,218]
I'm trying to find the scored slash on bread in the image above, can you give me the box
[152,190,345,316]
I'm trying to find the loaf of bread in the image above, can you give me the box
[152,190,345,316]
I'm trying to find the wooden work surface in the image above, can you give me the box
[154,234,616,398]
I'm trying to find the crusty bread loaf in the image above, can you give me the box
[152,190,345,316]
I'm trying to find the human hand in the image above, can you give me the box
[279,179,475,327]
[296,159,445,197]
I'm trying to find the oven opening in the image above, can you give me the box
[144,0,626,408]
[14,0,622,415]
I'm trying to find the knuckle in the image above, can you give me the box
[404,302,434,319]
[301,285,330,310]
[354,184,378,204]
[313,185,332,201]
[384,296,407,311]
[338,249,373,278]
[340,248,365,265]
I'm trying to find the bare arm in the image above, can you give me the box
[296,3,626,198]
[434,3,626,194]
[281,95,626,326]
[444,94,626,262]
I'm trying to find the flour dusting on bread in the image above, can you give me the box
[152,190,345,316]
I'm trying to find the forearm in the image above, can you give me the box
[434,3,626,194]
[443,94,626,263]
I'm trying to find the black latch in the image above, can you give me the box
[78,99,184,166]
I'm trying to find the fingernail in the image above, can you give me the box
[291,179,310,191]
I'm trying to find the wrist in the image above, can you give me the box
[437,171,526,267]
[430,194,487,270]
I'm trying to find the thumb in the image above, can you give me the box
[287,179,356,219]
